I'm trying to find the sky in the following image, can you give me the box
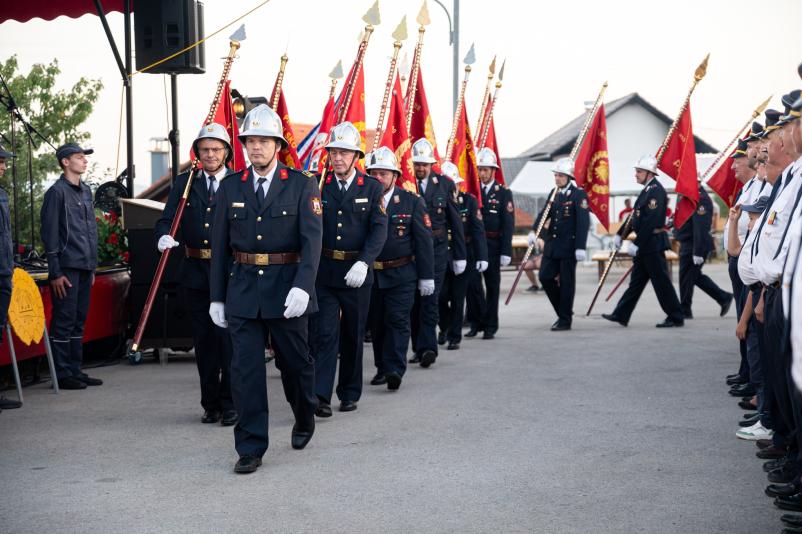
[1,0,801,194]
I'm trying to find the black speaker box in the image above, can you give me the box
[134,0,205,75]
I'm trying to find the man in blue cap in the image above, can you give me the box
[40,143,101,390]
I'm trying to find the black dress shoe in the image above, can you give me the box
[725,372,743,380]
[738,399,757,410]
[315,401,332,418]
[719,294,734,317]
[757,446,788,460]
[482,332,495,340]
[655,318,684,328]
[782,514,802,528]
[767,482,801,498]
[202,409,221,424]
[447,341,460,350]
[739,415,760,427]
[385,372,402,391]
[756,439,774,450]
[727,375,748,386]
[730,384,756,396]
[234,455,262,474]
[0,397,22,409]
[370,373,387,385]
[437,331,447,345]
[743,412,758,419]
[550,321,571,331]
[770,465,800,484]
[765,457,789,473]
[77,373,103,386]
[601,313,628,327]
[776,493,802,512]
[408,354,422,364]
[419,350,437,368]
[339,400,357,412]
[291,422,315,450]
[782,528,802,534]
[220,409,238,426]
[682,312,693,319]
[465,327,480,338]
[57,376,87,390]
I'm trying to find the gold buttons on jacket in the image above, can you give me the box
[204,223,209,228]
[257,235,262,240]
[258,269,264,275]
[337,223,342,227]
[336,236,342,240]
[337,210,342,215]
[257,216,262,222]
[203,239,208,245]
[206,208,211,213]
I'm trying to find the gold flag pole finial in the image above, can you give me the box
[476,55,497,134]
[570,81,608,159]
[478,58,508,148]
[404,0,431,132]
[656,54,710,163]
[271,53,290,111]
[372,16,408,151]
[445,43,475,161]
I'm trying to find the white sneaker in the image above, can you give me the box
[736,421,773,441]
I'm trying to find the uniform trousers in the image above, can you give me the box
[370,280,416,376]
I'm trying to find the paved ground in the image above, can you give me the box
[0,263,784,533]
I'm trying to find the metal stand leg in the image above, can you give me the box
[42,326,59,394]
[6,324,23,404]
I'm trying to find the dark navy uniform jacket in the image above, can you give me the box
[536,183,590,260]
[210,163,323,319]
[420,172,466,265]
[374,187,435,289]
[480,180,514,257]
[154,167,235,291]
[456,191,488,263]
[673,185,714,258]
[40,175,98,278]
[618,178,670,254]
[318,169,387,288]
[0,187,13,278]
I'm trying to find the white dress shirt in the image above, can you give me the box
[382,187,394,209]
[755,159,802,284]
[205,167,226,195]
[253,164,277,196]
[335,169,357,192]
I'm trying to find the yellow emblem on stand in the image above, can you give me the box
[8,268,45,345]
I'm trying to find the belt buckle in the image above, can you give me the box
[199,249,211,259]
[332,250,346,261]
[373,261,383,270]
[254,253,270,265]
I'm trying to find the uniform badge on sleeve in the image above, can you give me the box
[767,211,776,225]
[311,197,323,216]
[423,213,432,228]
[580,198,589,210]
[697,205,706,215]
[648,198,658,210]
[506,201,514,213]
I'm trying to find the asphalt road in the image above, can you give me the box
[0,263,782,533]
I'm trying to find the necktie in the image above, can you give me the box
[418,179,425,195]
[339,179,348,194]
[208,175,217,201]
[256,177,267,207]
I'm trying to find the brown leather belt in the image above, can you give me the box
[485,230,501,239]
[185,247,211,260]
[431,228,445,237]
[322,248,360,261]
[233,251,300,265]
[373,256,412,270]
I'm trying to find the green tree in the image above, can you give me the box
[0,55,103,252]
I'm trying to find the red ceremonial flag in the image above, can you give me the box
[706,144,744,208]
[481,111,506,185]
[269,87,302,169]
[448,100,482,206]
[573,103,610,230]
[308,93,337,173]
[190,80,246,171]
[657,103,699,229]
[341,66,367,169]
[406,64,441,170]
[380,73,416,192]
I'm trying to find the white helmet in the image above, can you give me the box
[366,146,400,174]
[634,155,658,175]
[411,138,437,164]
[440,161,463,184]
[550,157,575,178]
[325,122,364,157]
[193,122,233,164]
[238,104,287,148]
[476,147,499,169]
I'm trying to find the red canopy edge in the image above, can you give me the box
[0,1,130,24]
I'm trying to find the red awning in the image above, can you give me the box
[0,1,131,24]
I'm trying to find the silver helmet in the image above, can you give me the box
[325,122,364,157]
[366,146,400,174]
[193,122,233,164]
[634,155,658,175]
[550,157,575,178]
[476,147,499,169]
[411,138,437,164]
[238,104,287,148]
[440,161,463,184]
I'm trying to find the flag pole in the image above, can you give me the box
[478,60,506,148]
[404,0,431,133]
[445,44,475,161]
[270,53,289,111]
[372,16,408,152]
[475,56,496,135]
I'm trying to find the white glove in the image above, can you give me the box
[628,243,639,257]
[500,255,512,267]
[344,261,369,288]
[418,279,435,296]
[283,287,310,318]
[693,255,704,266]
[613,235,622,248]
[476,260,489,273]
[527,231,537,246]
[452,259,467,275]
[209,301,228,328]
[157,234,179,253]
[575,249,587,262]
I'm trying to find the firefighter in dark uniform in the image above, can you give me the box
[0,144,19,411]
[366,147,434,390]
[310,122,387,416]
[209,104,323,474]
[603,155,684,328]
[531,157,589,331]
[673,182,733,319]
[155,123,237,426]
[466,148,514,339]
[40,143,102,390]
[409,138,466,366]
[437,161,487,350]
